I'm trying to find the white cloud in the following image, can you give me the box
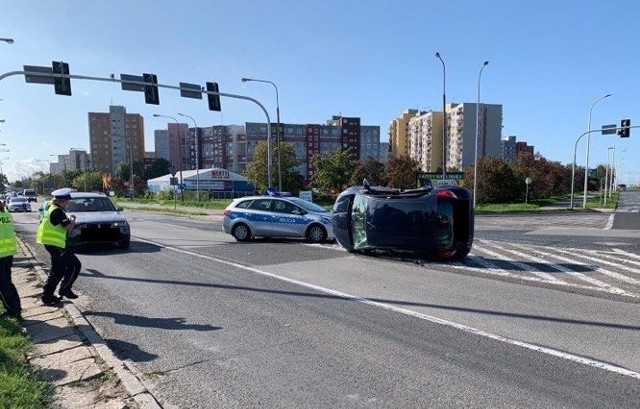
[5,158,49,183]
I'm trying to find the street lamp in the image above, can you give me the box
[582,93,612,209]
[178,113,200,202]
[0,38,14,44]
[242,77,281,190]
[604,147,614,205]
[153,114,184,202]
[435,52,447,179]
[472,60,489,209]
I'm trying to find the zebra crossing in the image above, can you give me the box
[461,239,640,299]
[475,213,612,230]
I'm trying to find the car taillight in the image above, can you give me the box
[436,190,458,199]
[223,209,232,216]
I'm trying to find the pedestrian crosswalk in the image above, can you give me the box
[475,213,612,230]
[462,239,640,299]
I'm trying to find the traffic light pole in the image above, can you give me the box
[0,69,275,187]
[570,124,635,210]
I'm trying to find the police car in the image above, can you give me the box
[222,190,334,243]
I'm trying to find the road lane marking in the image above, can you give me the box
[137,236,640,381]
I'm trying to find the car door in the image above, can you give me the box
[245,198,274,236]
[271,199,306,237]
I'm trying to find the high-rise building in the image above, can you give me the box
[154,129,170,162]
[49,149,90,174]
[88,106,145,176]
[401,103,502,172]
[501,135,534,162]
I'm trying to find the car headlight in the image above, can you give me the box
[111,221,127,228]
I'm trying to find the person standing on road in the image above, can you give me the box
[0,200,21,318]
[37,188,82,305]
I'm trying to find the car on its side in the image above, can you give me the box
[7,196,32,212]
[222,191,334,243]
[64,192,131,249]
[332,180,474,261]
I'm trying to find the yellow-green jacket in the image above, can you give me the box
[36,203,67,248]
[0,209,17,257]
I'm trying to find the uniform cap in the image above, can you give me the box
[51,188,73,200]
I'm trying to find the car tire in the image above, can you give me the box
[306,224,327,243]
[232,223,252,242]
[118,236,131,249]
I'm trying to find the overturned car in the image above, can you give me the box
[332,180,474,261]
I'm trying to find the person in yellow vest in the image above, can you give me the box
[0,199,21,318]
[36,188,81,305]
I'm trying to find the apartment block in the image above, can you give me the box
[88,106,145,176]
[49,149,91,174]
[408,110,444,172]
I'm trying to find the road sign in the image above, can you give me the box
[179,82,203,99]
[24,65,54,84]
[120,74,145,91]
[170,177,178,186]
[601,124,617,135]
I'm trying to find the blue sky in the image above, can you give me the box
[1,0,638,184]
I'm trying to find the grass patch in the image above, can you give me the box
[0,315,50,408]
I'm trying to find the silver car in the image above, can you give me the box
[64,192,131,249]
[222,195,334,243]
[7,196,32,212]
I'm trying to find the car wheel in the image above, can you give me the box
[118,236,131,249]
[306,224,327,243]
[232,223,252,242]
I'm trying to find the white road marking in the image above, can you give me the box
[137,236,640,380]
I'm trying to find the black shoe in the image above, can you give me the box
[0,311,21,319]
[59,290,79,299]
[41,295,62,306]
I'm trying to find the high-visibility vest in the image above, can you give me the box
[36,203,67,248]
[0,210,17,257]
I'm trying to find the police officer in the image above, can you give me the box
[0,199,21,318]
[37,188,82,305]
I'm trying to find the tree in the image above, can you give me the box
[385,155,420,189]
[277,143,305,193]
[472,157,520,203]
[311,149,356,192]
[350,157,386,186]
[244,142,270,192]
[72,171,104,192]
[143,158,172,180]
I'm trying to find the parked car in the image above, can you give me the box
[37,200,51,221]
[222,190,334,243]
[332,180,474,260]
[64,192,130,249]
[7,196,32,212]
[22,188,38,203]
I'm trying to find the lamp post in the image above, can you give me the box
[0,38,14,44]
[604,147,613,206]
[242,77,281,190]
[178,113,200,202]
[153,114,184,202]
[582,93,612,209]
[435,52,447,179]
[472,60,489,209]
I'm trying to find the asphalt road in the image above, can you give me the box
[13,202,640,408]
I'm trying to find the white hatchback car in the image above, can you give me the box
[222,194,334,243]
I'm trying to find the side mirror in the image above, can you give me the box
[116,207,124,212]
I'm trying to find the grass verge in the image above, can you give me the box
[0,314,50,408]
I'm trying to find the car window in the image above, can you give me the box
[248,199,272,211]
[68,197,116,212]
[351,195,368,248]
[235,200,253,209]
[272,200,299,214]
[288,197,330,213]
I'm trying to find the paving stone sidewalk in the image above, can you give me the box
[10,238,162,409]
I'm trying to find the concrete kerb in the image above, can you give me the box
[16,237,162,409]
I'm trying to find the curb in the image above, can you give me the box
[18,238,163,409]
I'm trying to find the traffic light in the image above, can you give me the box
[619,119,631,138]
[206,82,221,111]
[143,73,159,105]
[52,61,71,96]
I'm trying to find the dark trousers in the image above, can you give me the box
[43,245,82,297]
[0,256,21,315]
